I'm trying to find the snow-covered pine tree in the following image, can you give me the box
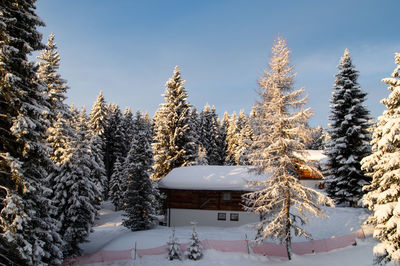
[167,228,182,260]
[108,158,126,211]
[225,112,239,165]
[105,104,125,178]
[89,92,108,197]
[189,106,201,146]
[324,49,371,206]
[53,109,101,257]
[123,112,157,231]
[121,107,135,157]
[152,66,197,180]
[217,112,229,165]
[185,222,203,260]
[306,125,325,150]
[0,1,64,264]
[46,113,74,166]
[361,53,400,265]
[236,110,254,165]
[37,33,69,122]
[200,104,220,165]
[242,37,334,260]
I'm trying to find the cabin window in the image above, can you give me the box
[230,213,239,221]
[217,213,226,221]
[223,192,231,201]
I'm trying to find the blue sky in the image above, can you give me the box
[34,0,399,127]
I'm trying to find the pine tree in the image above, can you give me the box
[189,106,201,146]
[200,104,220,165]
[0,1,64,264]
[152,66,197,180]
[37,33,69,122]
[225,112,239,165]
[218,112,229,165]
[108,158,126,211]
[361,53,400,265]
[123,112,157,231]
[167,228,182,260]
[324,49,371,206]
[53,110,101,257]
[242,37,334,260]
[236,110,254,165]
[121,107,135,157]
[105,104,125,178]
[89,92,108,197]
[185,222,203,260]
[307,125,325,150]
[46,113,74,166]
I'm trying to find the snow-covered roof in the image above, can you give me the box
[158,165,269,191]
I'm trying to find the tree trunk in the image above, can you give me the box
[285,189,292,260]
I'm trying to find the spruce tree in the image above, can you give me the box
[307,125,325,150]
[123,112,157,231]
[361,53,400,264]
[200,104,220,165]
[324,49,371,206]
[218,112,229,165]
[242,37,333,260]
[121,107,135,157]
[189,106,201,146]
[236,110,254,165]
[0,1,63,264]
[53,110,101,257]
[105,104,125,178]
[89,92,108,197]
[37,33,69,121]
[152,66,197,180]
[225,112,239,165]
[109,158,126,211]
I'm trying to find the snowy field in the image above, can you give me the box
[77,202,393,266]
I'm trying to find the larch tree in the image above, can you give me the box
[324,49,371,206]
[361,53,400,265]
[152,66,197,180]
[123,112,158,231]
[0,0,63,264]
[242,37,334,260]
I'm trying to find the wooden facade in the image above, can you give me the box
[161,189,246,212]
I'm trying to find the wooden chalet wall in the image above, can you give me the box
[161,189,245,211]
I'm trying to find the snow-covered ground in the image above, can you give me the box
[78,202,394,266]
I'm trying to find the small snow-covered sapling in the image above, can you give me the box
[167,228,182,260]
[185,222,203,260]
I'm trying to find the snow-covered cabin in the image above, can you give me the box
[158,165,265,227]
[159,150,327,227]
